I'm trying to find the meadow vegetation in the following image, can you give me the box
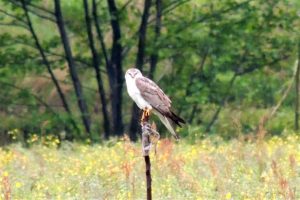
[0,133,299,199]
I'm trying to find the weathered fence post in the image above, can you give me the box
[141,112,152,200]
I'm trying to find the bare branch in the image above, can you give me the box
[205,73,237,132]
[3,39,101,71]
[206,54,291,132]
[26,74,98,93]
[257,62,297,139]
[25,9,56,22]
[0,8,27,23]
[45,51,97,70]
[7,0,54,15]
[26,2,55,15]
[0,22,28,29]
[162,0,191,15]
[6,0,56,22]
[0,80,57,115]
[120,0,133,12]
[0,101,64,108]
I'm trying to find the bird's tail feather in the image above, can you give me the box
[169,111,185,127]
[156,111,180,140]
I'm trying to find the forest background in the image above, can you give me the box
[1,0,300,143]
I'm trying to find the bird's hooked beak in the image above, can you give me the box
[128,73,135,78]
[125,68,142,80]
[128,71,139,78]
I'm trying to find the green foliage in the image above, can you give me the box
[0,0,299,141]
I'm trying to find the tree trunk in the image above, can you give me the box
[83,0,111,138]
[149,0,162,79]
[188,104,199,124]
[21,0,79,139]
[54,0,92,136]
[136,0,152,70]
[129,0,152,141]
[107,0,124,136]
[295,41,300,130]
[92,0,109,70]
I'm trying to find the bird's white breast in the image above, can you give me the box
[125,76,152,110]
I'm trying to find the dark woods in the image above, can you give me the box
[0,0,299,144]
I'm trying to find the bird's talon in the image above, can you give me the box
[141,107,151,123]
[145,109,150,117]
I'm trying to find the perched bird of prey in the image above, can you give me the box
[125,68,185,139]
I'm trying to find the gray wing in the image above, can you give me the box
[135,76,171,115]
[135,76,185,139]
[136,76,185,126]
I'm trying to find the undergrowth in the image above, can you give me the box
[0,133,299,199]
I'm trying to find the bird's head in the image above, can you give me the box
[125,68,143,80]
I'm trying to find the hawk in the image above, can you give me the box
[125,68,185,139]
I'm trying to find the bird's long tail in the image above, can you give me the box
[155,111,182,140]
[169,111,185,127]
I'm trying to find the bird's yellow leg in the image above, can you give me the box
[145,107,151,117]
[141,107,151,123]
[141,111,145,122]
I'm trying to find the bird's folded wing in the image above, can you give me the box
[135,77,171,114]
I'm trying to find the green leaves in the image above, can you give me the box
[0,0,299,139]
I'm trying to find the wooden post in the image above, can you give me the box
[141,112,152,200]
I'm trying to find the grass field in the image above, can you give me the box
[0,134,299,199]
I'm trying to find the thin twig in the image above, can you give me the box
[120,0,133,12]
[0,22,28,29]
[0,8,27,23]
[0,80,57,115]
[205,73,237,132]
[257,61,298,139]
[6,0,56,22]
[7,0,54,15]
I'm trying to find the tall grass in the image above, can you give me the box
[0,134,299,199]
